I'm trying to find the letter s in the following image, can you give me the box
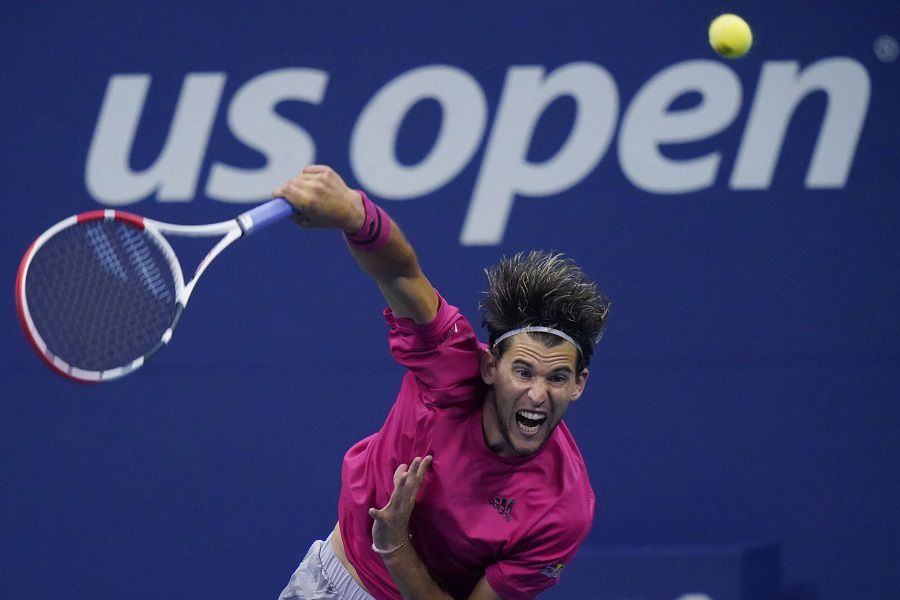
[206,68,329,202]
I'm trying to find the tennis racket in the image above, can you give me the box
[15,198,295,383]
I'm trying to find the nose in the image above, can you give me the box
[527,380,549,404]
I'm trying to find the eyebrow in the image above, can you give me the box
[511,358,575,375]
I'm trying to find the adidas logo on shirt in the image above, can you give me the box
[489,496,514,521]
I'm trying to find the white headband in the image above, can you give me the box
[493,326,583,356]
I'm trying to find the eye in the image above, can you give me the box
[549,373,569,386]
[513,367,531,380]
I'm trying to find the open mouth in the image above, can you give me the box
[516,410,547,434]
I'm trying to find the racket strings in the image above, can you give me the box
[25,220,178,372]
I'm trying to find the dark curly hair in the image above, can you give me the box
[479,251,610,370]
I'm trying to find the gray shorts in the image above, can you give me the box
[279,532,375,600]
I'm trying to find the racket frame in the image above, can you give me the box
[16,199,294,383]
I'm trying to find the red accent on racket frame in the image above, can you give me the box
[75,210,145,230]
[14,237,96,384]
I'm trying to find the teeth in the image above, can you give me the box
[516,410,547,435]
[518,422,540,434]
[518,410,546,421]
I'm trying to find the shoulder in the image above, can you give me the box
[532,424,595,533]
[386,290,487,403]
[385,291,478,350]
[546,422,593,493]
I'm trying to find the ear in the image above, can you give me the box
[480,347,497,385]
[570,368,589,401]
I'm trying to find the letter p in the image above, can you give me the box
[461,63,618,245]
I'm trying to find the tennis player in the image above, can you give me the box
[275,166,610,600]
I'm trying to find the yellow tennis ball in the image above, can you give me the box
[709,14,753,58]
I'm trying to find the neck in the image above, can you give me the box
[481,389,510,456]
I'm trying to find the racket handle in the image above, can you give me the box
[237,198,296,235]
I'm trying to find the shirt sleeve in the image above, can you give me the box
[384,290,485,407]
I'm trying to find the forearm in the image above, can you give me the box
[347,217,417,280]
[348,223,438,324]
[380,544,455,600]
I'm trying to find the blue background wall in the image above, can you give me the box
[2,2,898,598]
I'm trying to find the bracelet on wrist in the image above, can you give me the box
[371,533,411,556]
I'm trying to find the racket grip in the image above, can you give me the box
[238,198,296,234]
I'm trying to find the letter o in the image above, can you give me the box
[350,66,487,199]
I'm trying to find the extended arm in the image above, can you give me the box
[274,165,438,324]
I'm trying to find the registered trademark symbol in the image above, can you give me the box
[873,35,899,62]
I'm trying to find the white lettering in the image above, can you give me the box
[731,58,870,189]
[350,66,487,198]
[86,73,225,205]
[619,60,741,193]
[206,68,328,202]
[461,62,618,245]
[84,57,872,245]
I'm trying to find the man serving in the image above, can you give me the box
[276,165,610,600]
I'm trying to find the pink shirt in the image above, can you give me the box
[338,294,595,599]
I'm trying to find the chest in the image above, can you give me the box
[409,419,560,559]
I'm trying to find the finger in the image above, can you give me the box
[417,455,433,476]
[296,172,320,185]
[278,187,307,211]
[402,467,425,494]
[398,459,420,489]
[405,456,430,479]
[368,507,382,520]
[401,457,432,498]
[392,463,408,487]
[272,173,303,196]
[303,164,328,174]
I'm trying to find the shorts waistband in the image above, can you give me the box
[319,532,375,600]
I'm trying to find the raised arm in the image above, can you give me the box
[274,165,438,324]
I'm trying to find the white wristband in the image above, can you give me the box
[372,533,412,556]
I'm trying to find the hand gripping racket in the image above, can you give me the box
[15,198,295,383]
